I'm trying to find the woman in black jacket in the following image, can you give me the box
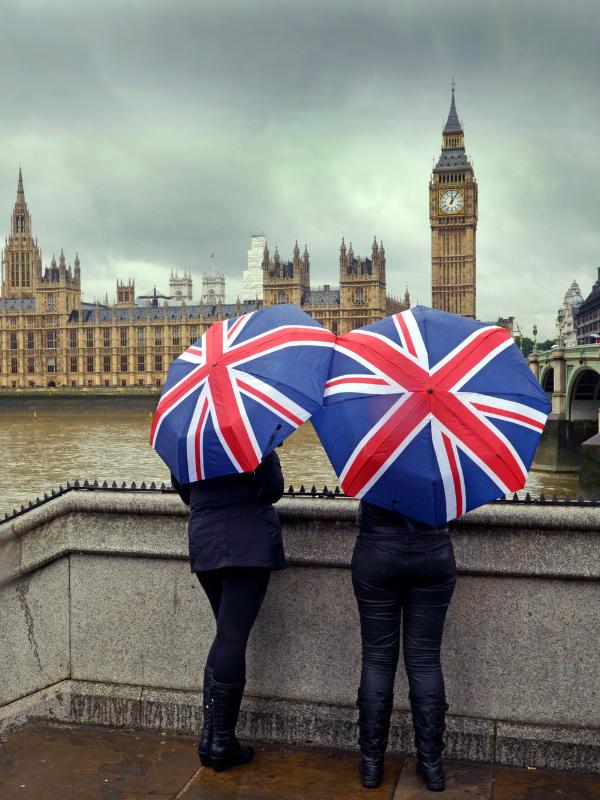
[352,500,456,792]
[171,450,285,772]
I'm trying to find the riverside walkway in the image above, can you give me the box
[1,723,600,799]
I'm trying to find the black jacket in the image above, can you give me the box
[171,451,286,573]
[358,500,450,536]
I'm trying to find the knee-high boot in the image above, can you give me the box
[409,693,448,792]
[356,686,394,789]
[209,679,254,772]
[197,666,214,766]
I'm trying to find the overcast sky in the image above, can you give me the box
[1,0,599,339]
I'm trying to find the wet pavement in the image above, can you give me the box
[1,723,599,799]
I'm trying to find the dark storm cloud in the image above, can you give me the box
[1,0,599,337]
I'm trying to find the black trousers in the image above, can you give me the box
[351,532,457,702]
[196,567,271,684]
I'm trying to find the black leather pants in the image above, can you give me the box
[351,530,457,702]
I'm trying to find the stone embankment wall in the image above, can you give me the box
[1,492,599,773]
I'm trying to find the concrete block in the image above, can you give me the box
[245,566,362,706]
[69,554,212,690]
[20,512,188,574]
[496,720,600,774]
[0,559,70,706]
[238,695,358,750]
[441,574,600,728]
[445,715,496,763]
[141,687,202,735]
[0,523,20,586]
[69,680,142,728]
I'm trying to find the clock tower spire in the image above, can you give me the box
[430,85,477,318]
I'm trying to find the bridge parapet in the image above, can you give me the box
[1,490,599,773]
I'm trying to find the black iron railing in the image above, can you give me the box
[2,481,600,524]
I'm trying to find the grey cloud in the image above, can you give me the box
[1,0,600,338]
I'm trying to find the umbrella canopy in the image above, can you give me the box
[151,304,334,483]
[312,306,551,526]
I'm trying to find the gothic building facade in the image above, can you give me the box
[430,88,478,318]
[0,169,409,390]
[0,171,257,389]
[262,238,409,335]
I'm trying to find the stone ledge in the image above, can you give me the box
[3,495,600,587]
[2,679,594,773]
[496,720,600,774]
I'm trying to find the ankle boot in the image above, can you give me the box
[197,666,214,766]
[209,679,254,772]
[357,687,394,789]
[409,693,448,792]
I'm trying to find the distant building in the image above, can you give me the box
[242,234,266,302]
[0,170,256,390]
[557,279,583,347]
[201,268,225,305]
[575,269,600,344]
[169,268,192,302]
[262,238,409,335]
[495,316,515,336]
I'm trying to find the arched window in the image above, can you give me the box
[277,290,287,304]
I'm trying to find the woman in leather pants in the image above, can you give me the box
[352,499,457,792]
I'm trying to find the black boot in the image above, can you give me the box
[197,666,214,766]
[209,679,254,772]
[410,693,448,792]
[357,687,394,789]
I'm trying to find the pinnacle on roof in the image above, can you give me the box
[443,86,462,134]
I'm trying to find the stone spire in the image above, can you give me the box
[443,84,462,134]
[16,167,25,205]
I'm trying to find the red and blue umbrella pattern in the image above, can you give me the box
[151,304,335,484]
[311,306,551,526]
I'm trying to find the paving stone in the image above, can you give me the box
[182,745,403,799]
[491,765,600,799]
[0,722,199,799]
[393,756,493,799]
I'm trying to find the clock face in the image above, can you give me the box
[439,189,464,214]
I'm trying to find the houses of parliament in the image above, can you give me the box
[0,92,476,389]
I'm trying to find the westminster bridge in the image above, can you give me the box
[529,345,600,481]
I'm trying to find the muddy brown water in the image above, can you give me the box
[0,395,584,515]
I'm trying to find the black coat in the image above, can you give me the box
[358,500,450,535]
[171,451,286,573]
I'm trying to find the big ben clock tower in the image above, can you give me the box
[430,86,477,318]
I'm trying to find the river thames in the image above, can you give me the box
[0,395,583,515]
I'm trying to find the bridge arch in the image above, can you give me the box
[568,367,600,421]
[540,367,554,398]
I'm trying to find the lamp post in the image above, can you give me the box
[533,324,538,355]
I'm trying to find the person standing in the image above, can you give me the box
[352,499,457,792]
[171,450,286,772]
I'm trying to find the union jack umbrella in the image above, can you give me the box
[311,306,551,526]
[150,304,335,483]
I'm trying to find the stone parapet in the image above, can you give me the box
[1,493,599,772]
